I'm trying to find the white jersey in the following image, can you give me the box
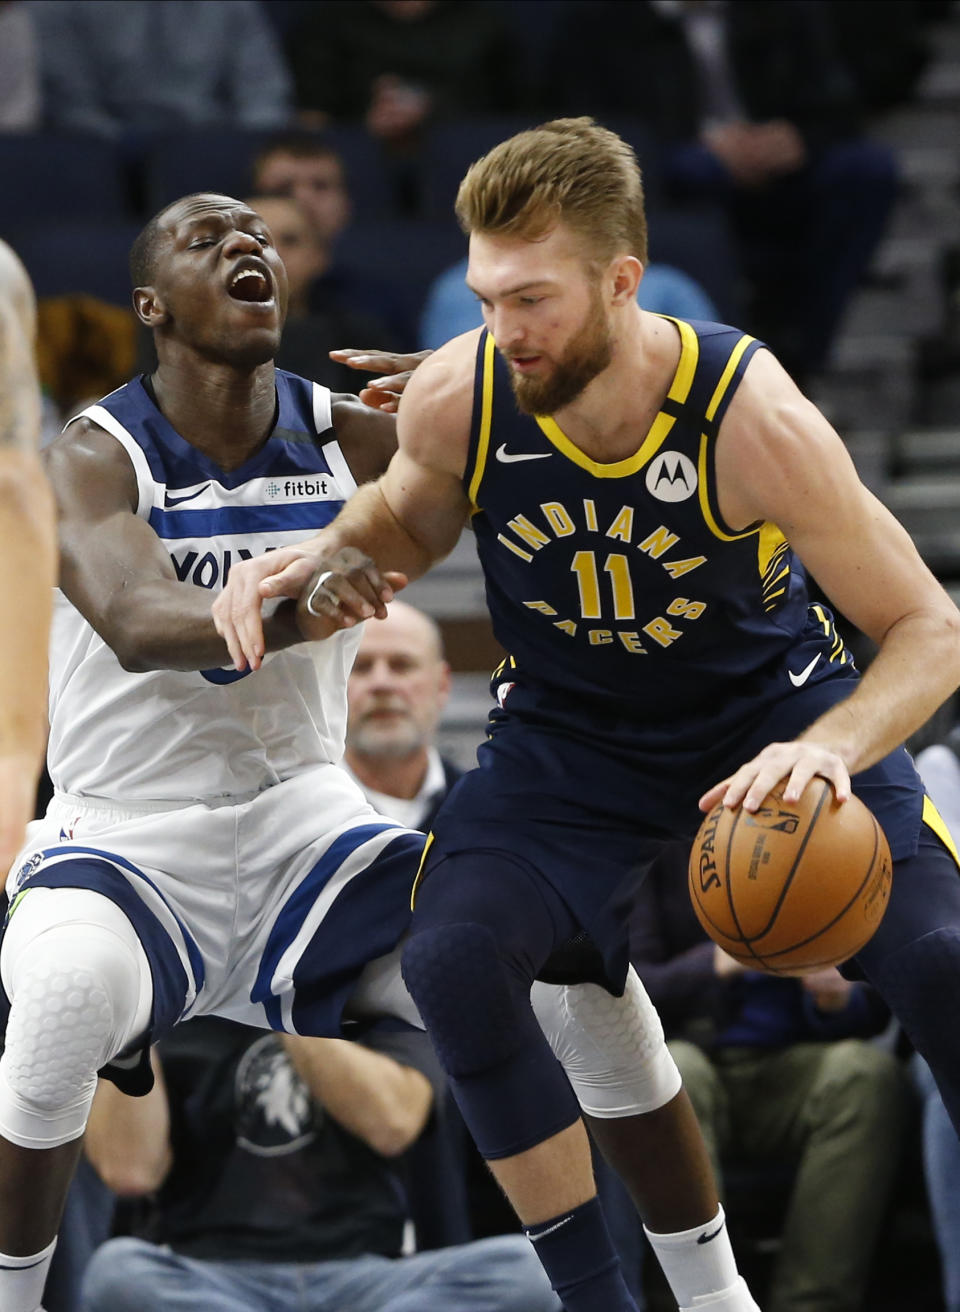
[47,370,362,804]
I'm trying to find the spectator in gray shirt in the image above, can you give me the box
[0,2,40,130]
[32,0,290,136]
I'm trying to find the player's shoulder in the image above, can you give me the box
[0,239,33,324]
[329,390,398,486]
[400,329,479,429]
[44,412,139,511]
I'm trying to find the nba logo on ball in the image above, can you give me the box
[687,779,892,974]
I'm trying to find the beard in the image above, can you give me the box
[505,290,613,416]
[348,710,427,761]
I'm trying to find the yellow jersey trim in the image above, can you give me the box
[923,795,960,870]
[532,317,700,479]
[410,832,435,909]
[467,333,497,512]
[696,333,761,542]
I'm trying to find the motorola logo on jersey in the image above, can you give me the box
[645,451,698,503]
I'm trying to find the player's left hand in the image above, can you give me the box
[699,740,852,814]
[329,348,432,413]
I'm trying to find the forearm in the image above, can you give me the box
[85,1056,172,1196]
[799,607,960,773]
[320,479,441,583]
[283,1035,432,1157]
[0,452,55,761]
[105,583,303,673]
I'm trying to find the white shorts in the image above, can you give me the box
[5,767,425,1039]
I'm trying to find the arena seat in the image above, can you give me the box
[0,135,128,235]
[332,218,468,330]
[8,220,140,306]
[143,126,396,221]
[646,202,744,324]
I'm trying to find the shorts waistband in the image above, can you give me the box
[49,789,262,821]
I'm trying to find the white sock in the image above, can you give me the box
[0,1236,56,1312]
[643,1206,759,1311]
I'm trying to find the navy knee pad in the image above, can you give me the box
[401,923,530,1077]
[401,922,581,1158]
[869,927,960,1132]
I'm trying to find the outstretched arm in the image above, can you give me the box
[46,418,308,674]
[0,241,56,868]
[702,348,960,813]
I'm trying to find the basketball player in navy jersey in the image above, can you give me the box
[215,117,960,1312]
[0,240,55,877]
[0,193,741,1312]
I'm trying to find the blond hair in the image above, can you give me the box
[455,117,648,268]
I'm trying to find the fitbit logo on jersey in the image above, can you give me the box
[266,478,329,498]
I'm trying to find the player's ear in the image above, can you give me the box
[610,255,642,307]
[133,286,168,327]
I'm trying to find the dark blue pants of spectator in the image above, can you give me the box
[664,139,898,380]
[912,1054,960,1312]
[80,1234,562,1312]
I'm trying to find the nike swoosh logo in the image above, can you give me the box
[495,444,551,463]
[697,1221,725,1245]
[527,1214,575,1242]
[163,483,210,508]
[788,654,821,688]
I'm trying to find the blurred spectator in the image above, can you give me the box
[246,193,393,392]
[911,731,960,1312]
[341,599,457,831]
[33,0,291,137]
[824,0,933,115]
[35,295,137,420]
[81,1017,560,1312]
[549,0,898,385]
[251,134,409,343]
[0,1,40,130]
[419,254,719,350]
[631,842,908,1312]
[287,1,524,145]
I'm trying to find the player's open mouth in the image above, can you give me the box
[227,262,273,305]
[509,355,542,371]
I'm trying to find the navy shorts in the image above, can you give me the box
[424,669,937,992]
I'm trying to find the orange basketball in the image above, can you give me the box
[688,778,892,975]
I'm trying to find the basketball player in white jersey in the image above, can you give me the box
[0,195,696,1312]
[0,240,55,877]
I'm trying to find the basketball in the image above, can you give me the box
[688,778,892,975]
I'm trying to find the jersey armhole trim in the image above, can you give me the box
[467,332,496,513]
[80,405,154,520]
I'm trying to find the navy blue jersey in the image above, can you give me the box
[465,319,851,746]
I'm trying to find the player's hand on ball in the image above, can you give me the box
[296,549,408,640]
[329,348,432,413]
[699,740,852,814]
[213,544,329,671]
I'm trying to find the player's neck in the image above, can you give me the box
[151,357,278,470]
[550,310,675,460]
[346,748,430,801]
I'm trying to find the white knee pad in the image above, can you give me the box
[531,966,682,1118]
[0,888,153,1148]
